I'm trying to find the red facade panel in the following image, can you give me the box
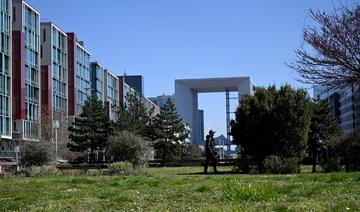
[12,31,26,120]
[40,65,52,115]
[67,33,77,116]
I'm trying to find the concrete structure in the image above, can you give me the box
[175,77,253,145]
[12,0,40,140]
[0,0,11,140]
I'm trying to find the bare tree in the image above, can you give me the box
[288,5,360,89]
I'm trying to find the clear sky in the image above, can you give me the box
[28,0,358,137]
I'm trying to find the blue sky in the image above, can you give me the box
[28,0,358,137]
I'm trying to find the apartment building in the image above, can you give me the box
[12,0,40,140]
[67,33,91,116]
[0,0,11,140]
[104,69,119,121]
[90,62,104,102]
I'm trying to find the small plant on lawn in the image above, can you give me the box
[20,141,53,167]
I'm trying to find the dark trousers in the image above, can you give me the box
[204,153,217,173]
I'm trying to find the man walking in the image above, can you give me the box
[204,130,218,174]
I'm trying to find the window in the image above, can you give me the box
[43,28,46,41]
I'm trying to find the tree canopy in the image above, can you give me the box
[230,85,312,167]
[289,5,360,89]
[68,94,111,163]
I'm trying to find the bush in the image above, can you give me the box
[20,141,53,167]
[263,155,300,174]
[339,134,360,172]
[23,166,59,177]
[107,131,149,167]
[319,137,343,172]
[107,162,142,176]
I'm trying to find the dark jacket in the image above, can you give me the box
[205,135,216,155]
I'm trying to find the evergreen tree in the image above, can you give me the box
[153,98,189,165]
[308,98,341,153]
[114,92,153,138]
[230,85,312,170]
[68,94,111,163]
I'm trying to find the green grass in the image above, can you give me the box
[1,166,360,211]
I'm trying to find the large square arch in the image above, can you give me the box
[175,77,254,145]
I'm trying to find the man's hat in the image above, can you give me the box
[209,130,216,135]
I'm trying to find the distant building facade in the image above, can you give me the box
[148,94,174,108]
[123,75,144,96]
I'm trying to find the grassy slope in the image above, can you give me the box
[0,166,360,211]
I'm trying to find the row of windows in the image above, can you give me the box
[77,63,90,81]
[76,90,89,106]
[76,76,90,93]
[25,84,39,104]
[0,32,9,54]
[0,94,9,116]
[25,65,39,86]
[24,6,39,32]
[52,27,66,50]
[25,102,39,122]
[0,12,9,34]
[52,46,66,67]
[0,0,8,13]
[77,46,90,69]
[25,27,39,51]
[25,47,39,67]
[0,73,9,95]
[53,94,67,112]
[0,53,9,75]
[0,116,10,136]
[52,63,66,82]
[53,79,66,97]
[24,120,39,139]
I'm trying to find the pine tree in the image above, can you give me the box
[153,98,189,165]
[308,98,341,151]
[114,92,153,138]
[68,94,111,163]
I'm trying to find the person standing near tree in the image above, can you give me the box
[204,130,218,174]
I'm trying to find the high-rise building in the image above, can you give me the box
[67,33,91,116]
[123,75,144,96]
[148,94,174,108]
[40,22,68,115]
[40,22,68,140]
[0,0,11,139]
[90,62,104,102]
[12,0,40,140]
[104,69,119,120]
[314,85,360,135]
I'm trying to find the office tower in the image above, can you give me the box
[0,0,11,139]
[12,0,40,140]
[123,75,144,96]
[67,33,91,116]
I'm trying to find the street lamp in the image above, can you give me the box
[53,120,60,162]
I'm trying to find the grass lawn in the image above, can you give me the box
[1,166,360,211]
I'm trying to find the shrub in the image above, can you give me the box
[263,155,300,174]
[338,135,360,172]
[20,141,53,167]
[319,137,343,172]
[23,166,59,177]
[107,162,142,176]
[107,131,149,167]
